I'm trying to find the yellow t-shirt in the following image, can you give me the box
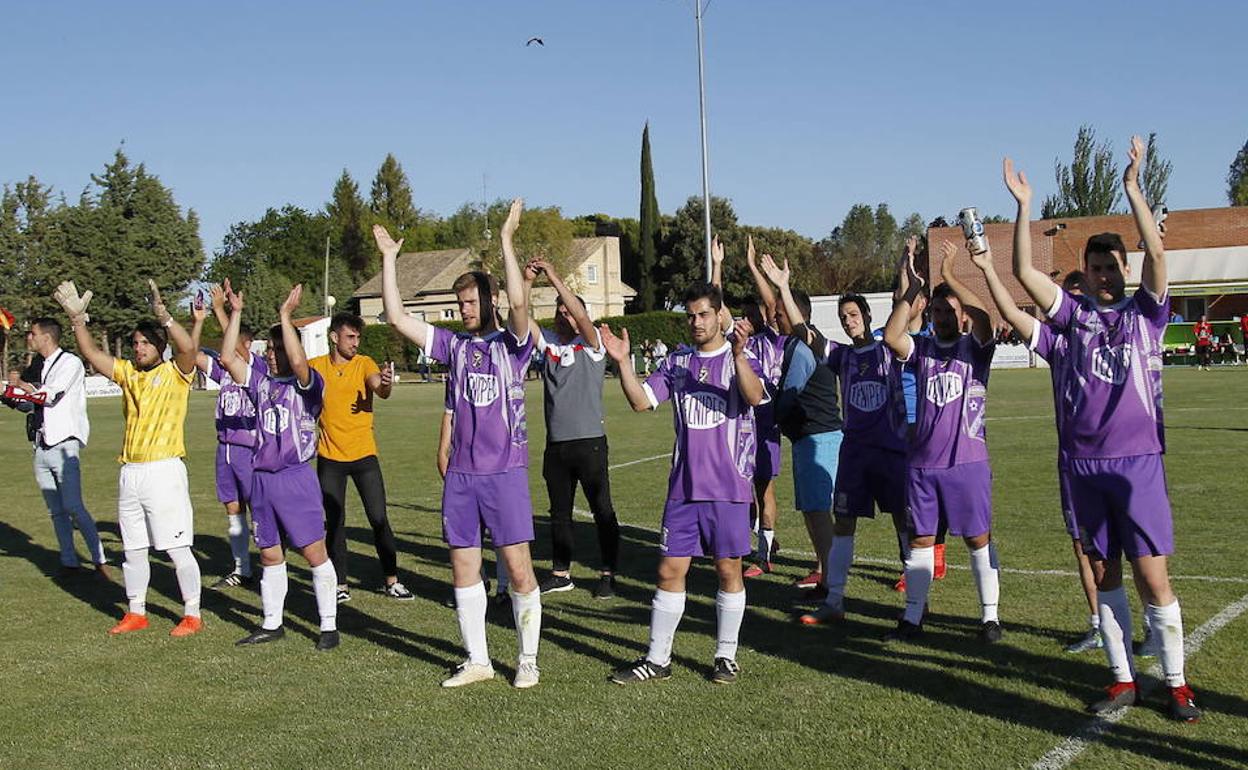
[308,354,381,462]
[110,358,194,464]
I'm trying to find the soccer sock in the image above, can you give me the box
[968,543,1000,623]
[646,589,686,667]
[167,545,201,618]
[1090,613,1101,631]
[1148,601,1186,687]
[901,546,934,626]
[714,589,746,661]
[226,513,251,577]
[311,561,338,632]
[825,536,854,609]
[260,562,288,631]
[495,552,510,595]
[761,528,775,560]
[122,548,150,615]
[510,588,542,665]
[1097,587,1135,683]
[454,582,490,666]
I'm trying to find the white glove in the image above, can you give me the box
[53,281,93,323]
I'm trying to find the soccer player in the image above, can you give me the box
[197,285,262,589]
[603,281,765,685]
[376,197,542,689]
[1193,314,1213,371]
[219,281,340,651]
[881,241,1002,643]
[526,258,621,599]
[1005,139,1199,721]
[53,279,204,637]
[308,313,409,603]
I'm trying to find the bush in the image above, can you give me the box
[594,310,688,349]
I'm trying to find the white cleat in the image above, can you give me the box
[513,660,540,689]
[441,661,495,688]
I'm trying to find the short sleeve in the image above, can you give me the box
[897,334,921,365]
[110,358,134,389]
[167,360,194,384]
[297,368,324,417]
[1046,290,1078,331]
[743,351,770,405]
[1134,285,1170,331]
[1029,319,1059,362]
[826,343,843,373]
[970,335,996,368]
[642,356,674,408]
[505,326,535,361]
[361,356,381,379]
[427,326,453,365]
[240,359,265,404]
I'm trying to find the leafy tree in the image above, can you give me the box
[1140,132,1172,209]
[1227,139,1248,206]
[660,195,738,306]
[1041,125,1121,218]
[637,122,662,311]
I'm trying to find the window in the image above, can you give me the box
[442,308,456,320]
[586,264,599,285]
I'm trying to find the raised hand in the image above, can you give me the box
[372,224,404,260]
[380,361,395,388]
[731,317,754,355]
[148,279,171,323]
[523,259,541,284]
[940,240,960,282]
[52,280,93,322]
[280,284,303,320]
[746,234,757,269]
[598,324,632,363]
[223,278,245,313]
[905,235,919,259]
[1124,135,1145,188]
[968,241,994,271]
[209,283,226,311]
[191,291,208,324]
[711,235,725,266]
[1003,158,1032,206]
[502,197,524,240]
[759,253,790,287]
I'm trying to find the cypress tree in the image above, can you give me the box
[638,122,661,311]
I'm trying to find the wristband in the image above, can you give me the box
[162,317,174,328]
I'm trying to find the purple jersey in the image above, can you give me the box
[243,365,324,473]
[1045,287,1167,459]
[428,325,533,474]
[746,326,786,441]
[643,342,764,503]
[904,334,994,469]
[1030,319,1071,466]
[206,351,266,447]
[827,341,907,453]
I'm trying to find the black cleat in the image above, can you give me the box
[316,630,340,651]
[236,627,285,646]
[1168,685,1201,722]
[609,658,672,685]
[882,620,923,643]
[540,574,575,594]
[979,620,1003,643]
[592,574,616,600]
[710,657,741,684]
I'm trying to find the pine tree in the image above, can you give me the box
[327,170,373,282]
[637,122,661,311]
[1141,132,1173,209]
[1041,126,1121,218]
[369,154,418,231]
[1228,139,1248,206]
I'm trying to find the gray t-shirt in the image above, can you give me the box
[537,328,607,443]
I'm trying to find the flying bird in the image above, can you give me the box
[526,37,544,47]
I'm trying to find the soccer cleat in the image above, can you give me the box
[882,620,923,643]
[893,574,906,592]
[592,574,616,600]
[794,585,828,605]
[710,657,741,684]
[336,588,351,604]
[236,627,286,646]
[1168,685,1201,722]
[442,661,495,688]
[1088,681,1138,713]
[799,603,845,626]
[979,620,1003,643]
[933,543,947,580]
[794,570,822,589]
[316,630,341,651]
[1064,628,1104,654]
[539,574,575,594]
[170,616,204,638]
[211,572,255,590]
[1133,628,1158,659]
[743,563,770,579]
[513,660,540,689]
[609,658,672,685]
[109,612,149,635]
[382,581,415,601]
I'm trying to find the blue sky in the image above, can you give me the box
[2,1,1244,256]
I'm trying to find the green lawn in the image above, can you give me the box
[2,367,1246,769]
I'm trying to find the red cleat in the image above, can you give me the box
[743,563,770,578]
[794,570,822,589]
[933,543,947,580]
[894,574,906,592]
[109,612,149,635]
[170,615,204,638]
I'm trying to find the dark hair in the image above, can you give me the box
[268,324,284,346]
[238,323,256,343]
[838,293,870,320]
[682,281,723,311]
[1061,270,1086,292]
[133,321,168,353]
[29,317,61,344]
[791,289,812,322]
[330,312,364,334]
[1084,233,1127,264]
[931,283,958,303]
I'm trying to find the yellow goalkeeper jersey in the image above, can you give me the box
[110,358,194,463]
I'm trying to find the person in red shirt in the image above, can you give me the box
[1194,315,1214,370]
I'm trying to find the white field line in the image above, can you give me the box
[1031,591,1248,770]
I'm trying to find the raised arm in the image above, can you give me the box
[709,236,734,332]
[759,253,815,347]
[1004,158,1058,310]
[1124,135,1166,297]
[730,318,765,406]
[499,198,530,339]
[374,224,430,349]
[148,280,197,376]
[218,279,250,384]
[532,258,599,347]
[938,242,992,345]
[209,283,249,359]
[969,246,1036,344]
[53,281,113,378]
[278,284,311,387]
[884,252,924,361]
[745,235,778,327]
[600,324,652,412]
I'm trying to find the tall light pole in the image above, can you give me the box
[323,234,331,316]
[694,0,713,280]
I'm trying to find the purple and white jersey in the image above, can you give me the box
[242,365,324,473]
[827,341,907,453]
[643,342,764,503]
[428,325,533,474]
[746,325,786,440]
[903,334,994,469]
[206,351,266,447]
[1044,287,1167,459]
[1030,319,1071,467]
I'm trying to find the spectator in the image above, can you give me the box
[1193,314,1213,371]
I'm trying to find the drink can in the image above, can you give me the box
[958,207,988,255]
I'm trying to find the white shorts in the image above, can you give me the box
[118,457,194,551]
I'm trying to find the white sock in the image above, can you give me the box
[510,588,542,665]
[715,589,746,661]
[495,552,510,595]
[122,548,150,615]
[968,543,1000,623]
[227,513,251,577]
[1098,587,1135,683]
[454,582,490,665]
[757,528,775,563]
[825,535,854,609]
[311,561,338,632]
[167,545,202,618]
[1090,614,1101,631]
[260,562,288,631]
[646,589,686,667]
[902,547,934,625]
[1148,601,1186,687]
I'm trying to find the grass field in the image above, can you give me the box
[2,367,1247,769]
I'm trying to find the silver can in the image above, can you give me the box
[958,207,988,255]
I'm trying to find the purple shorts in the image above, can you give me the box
[907,461,992,538]
[754,435,782,484]
[1058,462,1078,538]
[660,499,751,559]
[251,463,326,550]
[442,468,534,548]
[834,443,907,518]
[1068,454,1174,561]
[215,443,255,505]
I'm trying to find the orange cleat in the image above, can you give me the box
[170,615,204,638]
[933,543,947,580]
[894,574,906,592]
[109,612,149,635]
